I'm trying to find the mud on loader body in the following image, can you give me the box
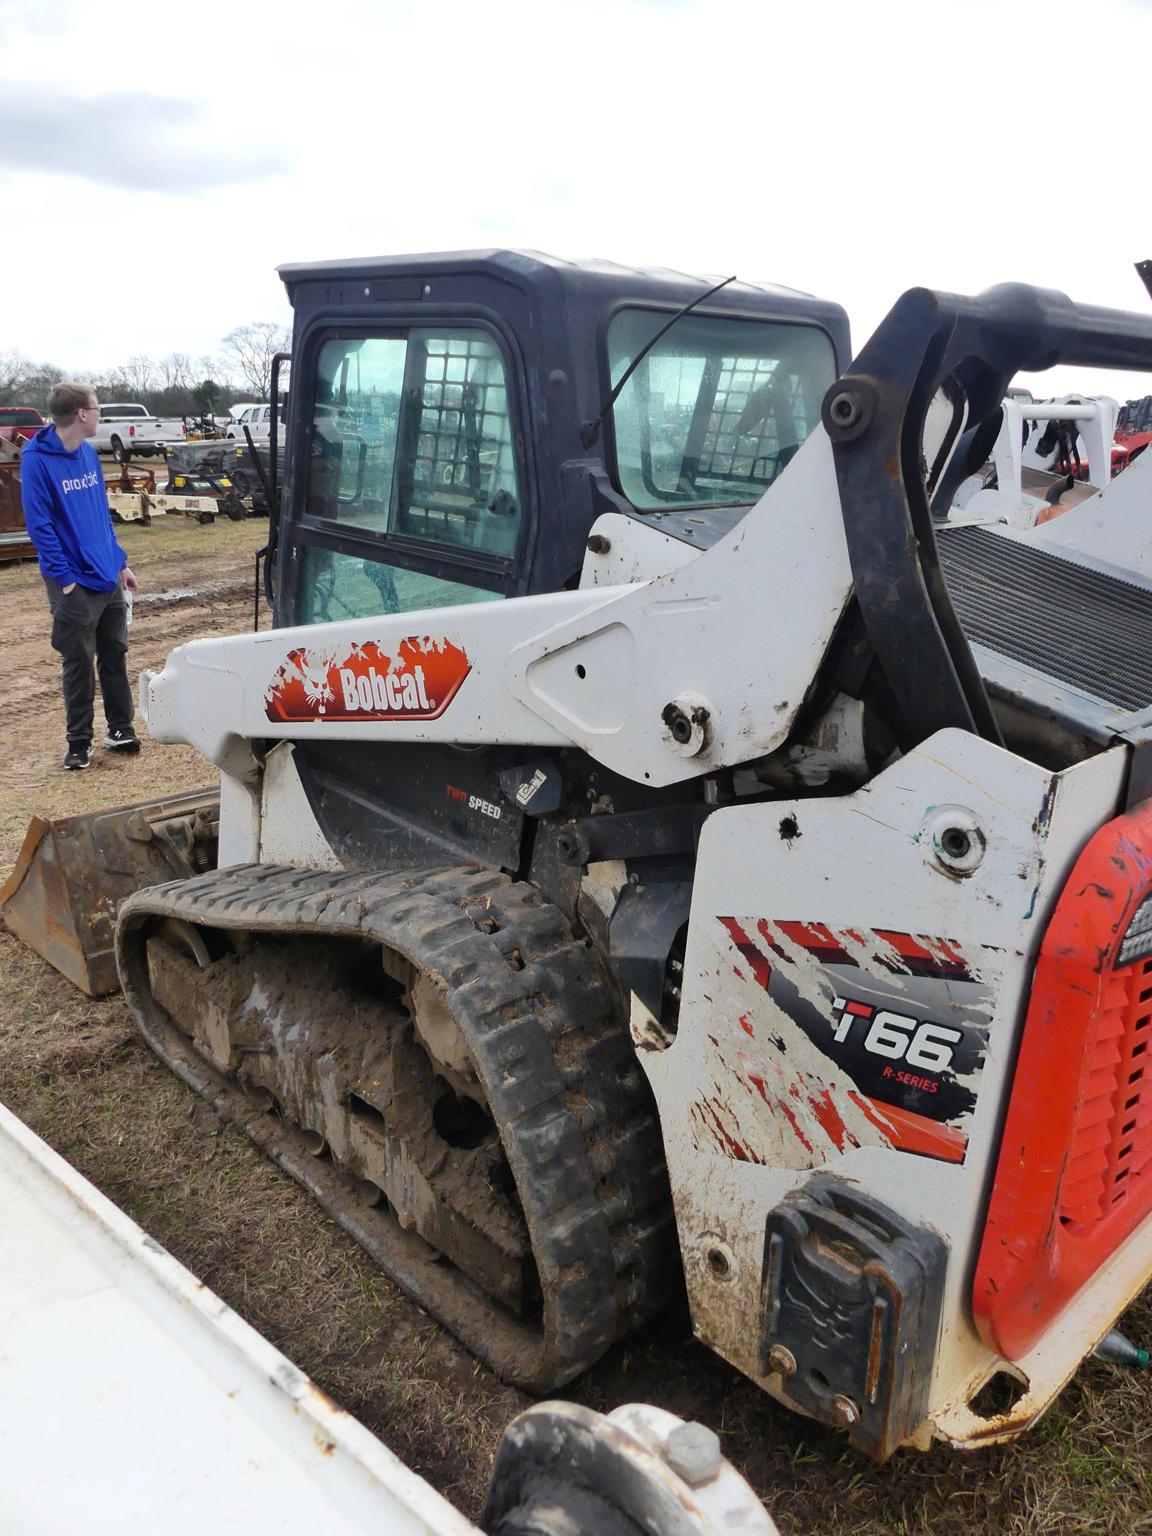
[16,252,1152,1459]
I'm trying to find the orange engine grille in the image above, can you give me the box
[1061,959,1152,1227]
[974,804,1152,1360]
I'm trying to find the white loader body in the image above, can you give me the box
[126,274,1152,1459]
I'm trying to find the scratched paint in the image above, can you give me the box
[688,1011,882,1168]
[690,1094,766,1163]
[689,915,996,1169]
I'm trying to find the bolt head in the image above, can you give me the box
[828,1394,860,1429]
[767,1344,797,1377]
[661,694,712,757]
[664,1421,722,1488]
[940,826,971,858]
[829,391,863,428]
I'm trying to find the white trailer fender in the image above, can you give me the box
[0,1100,779,1535]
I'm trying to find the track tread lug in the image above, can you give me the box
[117,861,679,1391]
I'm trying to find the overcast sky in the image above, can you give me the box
[3,0,1152,402]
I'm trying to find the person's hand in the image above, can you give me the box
[123,566,139,593]
[62,582,76,594]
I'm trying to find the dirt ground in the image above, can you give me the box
[1,511,1151,1534]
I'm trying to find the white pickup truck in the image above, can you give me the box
[225,403,276,442]
[94,403,186,463]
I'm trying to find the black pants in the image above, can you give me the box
[44,578,135,748]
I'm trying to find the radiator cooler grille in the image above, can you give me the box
[939,525,1152,714]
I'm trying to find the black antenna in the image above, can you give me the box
[1137,260,1152,304]
[579,273,738,449]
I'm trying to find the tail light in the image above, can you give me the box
[973,804,1152,1358]
[129,425,136,438]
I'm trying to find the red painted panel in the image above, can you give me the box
[973,805,1152,1359]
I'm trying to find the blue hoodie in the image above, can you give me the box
[20,425,127,591]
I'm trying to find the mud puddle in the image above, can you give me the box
[136,577,252,608]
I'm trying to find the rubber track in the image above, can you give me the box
[116,862,678,1390]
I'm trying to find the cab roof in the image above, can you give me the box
[277,247,849,350]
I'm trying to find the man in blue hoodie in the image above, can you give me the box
[21,382,140,770]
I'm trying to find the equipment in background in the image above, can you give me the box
[948,394,1119,526]
[1115,394,1152,474]
[0,438,35,561]
[159,441,251,522]
[102,441,272,525]
[158,439,278,518]
[181,413,223,441]
[105,459,162,524]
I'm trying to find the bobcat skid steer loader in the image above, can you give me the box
[14,254,1152,1460]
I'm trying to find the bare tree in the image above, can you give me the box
[198,353,234,391]
[222,322,290,399]
[122,355,156,397]
[0,350,66,408]
[159,352,192,391]
[92,368,131,401]
[0,350,27,404]
[12,361,65,408]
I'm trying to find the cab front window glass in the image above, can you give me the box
[607,310,836,510]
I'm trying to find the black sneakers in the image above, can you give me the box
[104,726,141,753]
[64,729,139,767]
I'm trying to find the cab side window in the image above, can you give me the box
[294,328,523,627]
[296,548,501,626]
[304,330,521,561]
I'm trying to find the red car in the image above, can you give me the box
[0,406,45,446]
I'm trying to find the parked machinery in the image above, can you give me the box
[10,253,1152,1460]
[0,438,35,561]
